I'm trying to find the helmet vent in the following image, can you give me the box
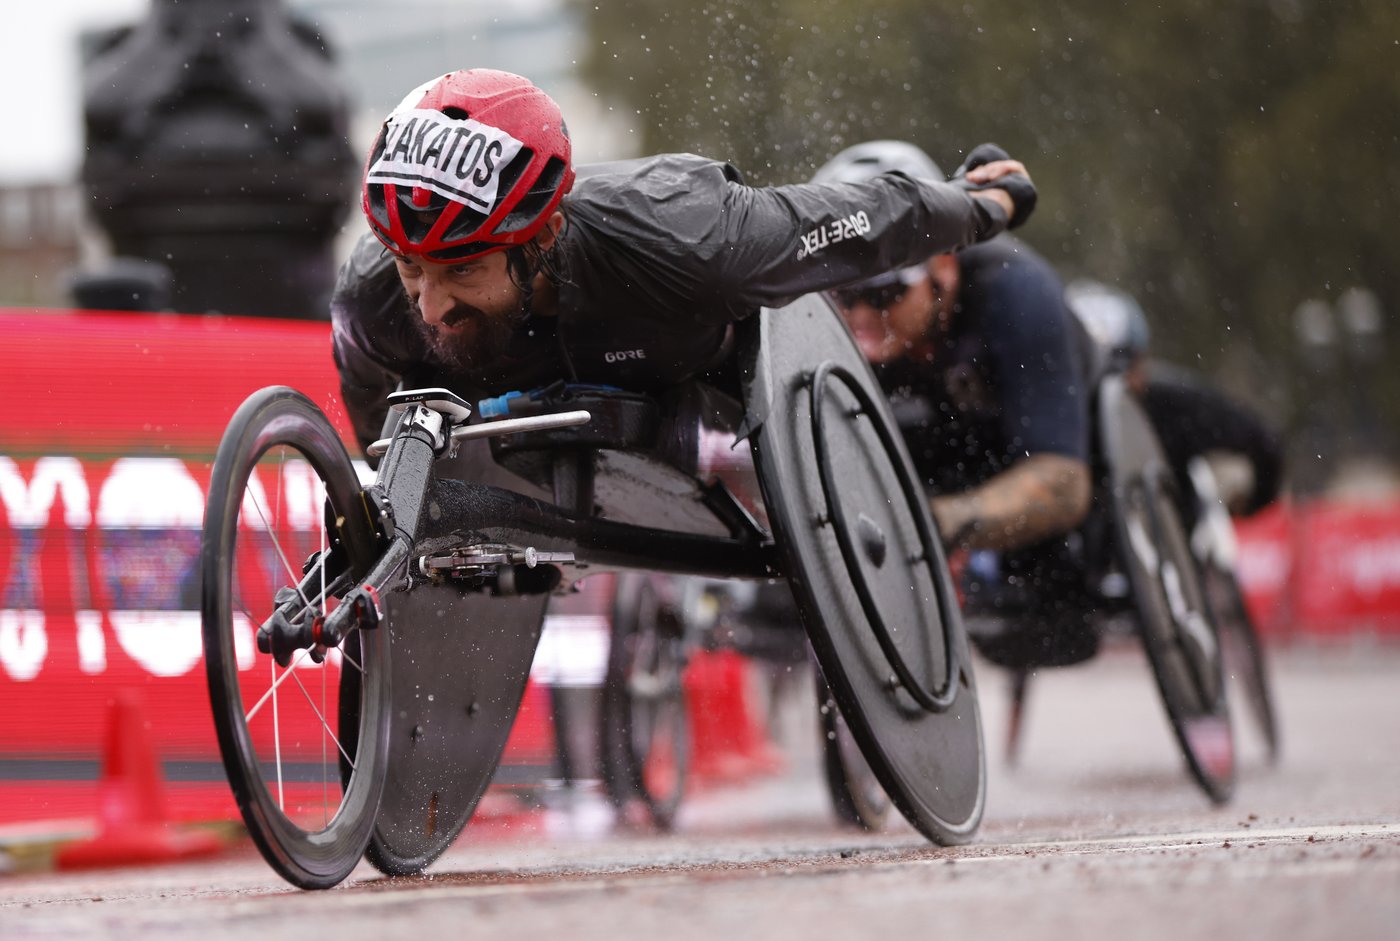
[498,156,569,235]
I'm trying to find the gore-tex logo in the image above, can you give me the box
[604,349,647,363]
[796,210,873,261]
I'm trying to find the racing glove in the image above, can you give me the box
[953,143,1037,230]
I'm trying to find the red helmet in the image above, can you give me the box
[362,69,574,262]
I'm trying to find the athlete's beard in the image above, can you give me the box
[409,291,528,374]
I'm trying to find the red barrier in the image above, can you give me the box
[0,308,552,832]
[1235,501,1400,639]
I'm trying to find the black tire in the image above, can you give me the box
[1204,560,1281,761]
[598,573,689,829]
[817,674,891,831]
[201,387,390,889]
[1119,467,1236,803]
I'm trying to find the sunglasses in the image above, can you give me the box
[830,281,913,311]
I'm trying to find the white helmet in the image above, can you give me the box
[812,140,944,185]
[1065,279,1151,367]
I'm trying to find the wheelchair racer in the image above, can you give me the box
[329,69,1037,455]
[814,141,1097,669]
[1065,280,1285,524]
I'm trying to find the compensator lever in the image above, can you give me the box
[417,543,576,579]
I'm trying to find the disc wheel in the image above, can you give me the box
[745,298,985,847]
[202,387,390,889]
[1118,468,1236,803]
[817,674,891,831]
[599,573,690,830]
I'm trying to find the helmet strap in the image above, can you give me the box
[505,246,538,319]
[505,231,571,317]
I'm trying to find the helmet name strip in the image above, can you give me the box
[368,108,525,212]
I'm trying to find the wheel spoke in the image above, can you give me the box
[288,665,357,772]
[336,634,365,674]
[245,647,317,723]
[322,516,330,824]
[271,655,285,811]
[247,483,317,615]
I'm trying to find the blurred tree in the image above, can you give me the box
[572,0,1400,449]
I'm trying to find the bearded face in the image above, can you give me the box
[407,286,529,372]
[392,248,531,375]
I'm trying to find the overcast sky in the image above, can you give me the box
[0,0,586,186]
[0,0,150,184]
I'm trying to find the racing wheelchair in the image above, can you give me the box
[960,372,1250,806]
[200,296,984,889]
[598,367,1266,833]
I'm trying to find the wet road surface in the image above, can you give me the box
[3,645,1396,940]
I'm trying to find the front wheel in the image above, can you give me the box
[201,387,390,889]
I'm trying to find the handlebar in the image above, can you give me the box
[365,409,592,458]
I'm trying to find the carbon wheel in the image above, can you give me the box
[745,299,985,847]
[201,387,389,889]
[599,573,690,829]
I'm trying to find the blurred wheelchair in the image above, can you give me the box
[597,572,895,833]
[964,372,1281,804]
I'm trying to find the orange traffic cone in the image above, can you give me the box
[684,648,784,784]
[56,690,224,870]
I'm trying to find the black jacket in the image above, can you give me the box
[875,236,1089,494]
[331,152,1009,451]
[1141,369,1285,515]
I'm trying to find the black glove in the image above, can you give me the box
[952,143,1037,230]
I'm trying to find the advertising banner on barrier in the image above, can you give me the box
[1235,502,1400,639]
[0,309,557,827]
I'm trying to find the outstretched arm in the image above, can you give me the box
[704,153,1034,311]
[1140,374,1285,515]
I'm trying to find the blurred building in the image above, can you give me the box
[0,184,84,308]
[0,0,637,313]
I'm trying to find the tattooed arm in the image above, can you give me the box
[931,453,1091,551]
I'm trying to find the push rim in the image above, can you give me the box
[809,361,959,713]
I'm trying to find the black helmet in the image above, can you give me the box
[811,140,944,185]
